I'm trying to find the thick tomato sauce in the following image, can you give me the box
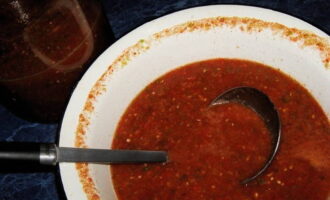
[111,59,330,200]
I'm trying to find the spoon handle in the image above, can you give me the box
[0,142,167,165]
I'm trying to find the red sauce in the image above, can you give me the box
[111,59,330,200]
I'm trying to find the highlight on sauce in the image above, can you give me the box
[111,58,330,200]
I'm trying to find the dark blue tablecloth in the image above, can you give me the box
[0,0,329,199]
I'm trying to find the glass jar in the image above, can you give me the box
[0,0,114,122]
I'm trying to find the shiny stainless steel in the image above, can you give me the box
[40,144,57,165]
[37,143,168,165]
[57,147,167,164]
[210,86,281,184]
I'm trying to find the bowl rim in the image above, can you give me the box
[58,4,329,200]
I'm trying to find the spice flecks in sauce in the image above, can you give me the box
[111,59,330,200]
[75,17,330,200]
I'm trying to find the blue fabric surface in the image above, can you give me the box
[0,0,328,199]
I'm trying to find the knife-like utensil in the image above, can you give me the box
[0,143,168,165]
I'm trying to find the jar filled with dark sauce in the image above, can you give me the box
[0,0,114,122]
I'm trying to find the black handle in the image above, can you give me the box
[0,142,57,165]
[0,142,41,163]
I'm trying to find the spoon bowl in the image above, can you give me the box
[210,86,281,184]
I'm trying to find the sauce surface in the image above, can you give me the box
[111,59,330,200]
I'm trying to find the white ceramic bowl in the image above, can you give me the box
[58,5,330,200]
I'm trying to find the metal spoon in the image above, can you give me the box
[210,86,281,184]
[0,87,279,180]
